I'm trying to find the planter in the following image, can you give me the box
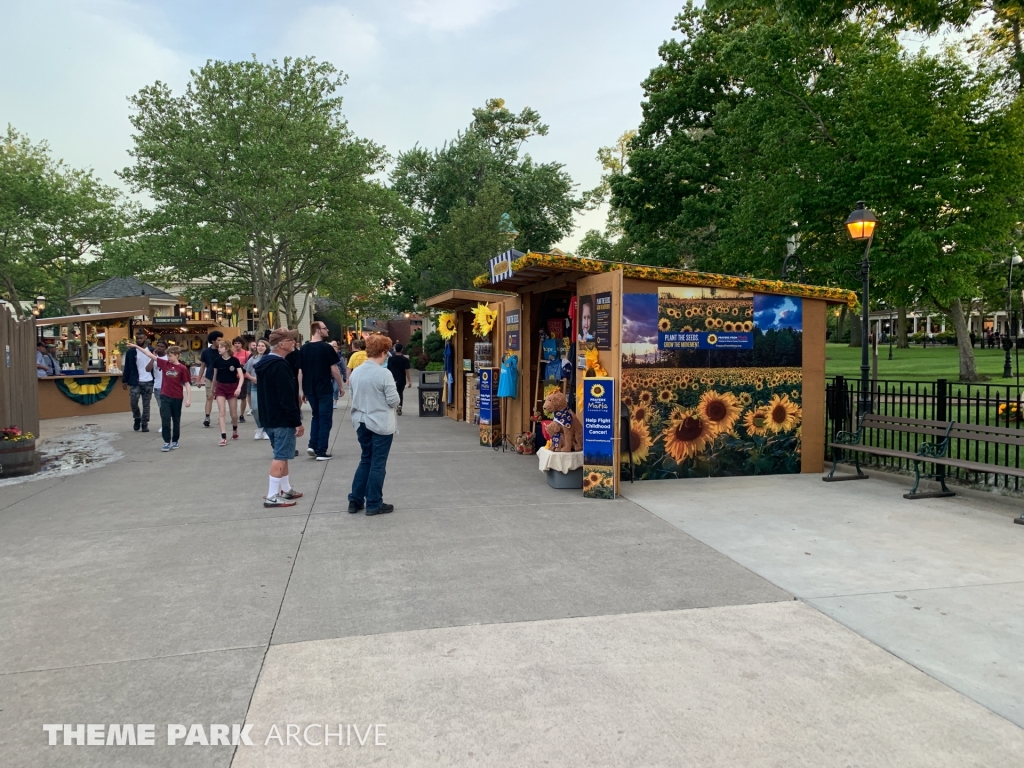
[0,439,40,478]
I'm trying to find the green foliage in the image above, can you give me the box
[0,126,127,315]
[423,329,444,363]
[121,57,408,331]
[391,98,580,302]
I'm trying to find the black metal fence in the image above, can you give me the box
[826,375,1024,492]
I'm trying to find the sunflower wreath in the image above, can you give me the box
[471,304,498,338]
[438,312,457,341]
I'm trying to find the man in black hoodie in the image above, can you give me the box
[255,328,305,508]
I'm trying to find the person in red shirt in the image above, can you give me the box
[233,337,252,422]
[129,343,192,451]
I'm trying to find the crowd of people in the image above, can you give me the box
[122,323,410,515]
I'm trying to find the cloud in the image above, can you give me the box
[622,293,658,343]
[404,0,514,32]
[753,295,803,331]
[0,0,186,183]
[281,5,380,65]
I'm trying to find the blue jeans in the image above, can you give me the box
[306,390,333,456]
[265,426,297,461]
[349,423,394,511]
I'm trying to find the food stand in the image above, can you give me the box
[428,251,856,498]
[35,304,238,420]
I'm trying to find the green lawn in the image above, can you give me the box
[824,343,1024,383]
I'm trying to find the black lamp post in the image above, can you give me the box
[888,307,894,361]
[846,202,878,417]
[1003,252,1021,378]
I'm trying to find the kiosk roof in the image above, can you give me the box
[424,288,515,311]
[473,251,857,307]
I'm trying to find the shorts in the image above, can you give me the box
[240,380,250,398]
[265,426,296,460]
[214,381,238,399]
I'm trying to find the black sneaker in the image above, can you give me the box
[141,425,149,433]
[347,502,364,514]
[315,453,332,461]
[366,503,394,516]
[203,417,210,428]
[239,415,246,423]
[134,418,141,431]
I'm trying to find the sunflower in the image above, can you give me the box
[743,321,753,332]
[731,307,739,316]
[638,390,653,405]
[684,308,693,317]
[742,407,772,437]
[583,476,594,490]
[631,404,652,423]
[723,322,734,332]
[755,381,764,391]
[602,476,615,488]
[739,391,752,406]
[662,408,716,463]
[698,390,742,433]
[766,393,802,432]
[587,471,602,485]
[438,312,457,341]
[590,383,605,398]
[704,317,716,328]
[790,390,800,400]
[658,318,671,331]
[622,395,634,408]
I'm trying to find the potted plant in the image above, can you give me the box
[0,425,39,478]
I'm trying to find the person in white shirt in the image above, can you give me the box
[121,328,155,432]
[152,340,168,405]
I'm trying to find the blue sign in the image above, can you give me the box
[479,368,499,425]
[658,331,752,350]
[582,378,615,466]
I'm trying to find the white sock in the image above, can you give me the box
[268,476,281,498]
[280,475,292,493]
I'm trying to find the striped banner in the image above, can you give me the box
[54,376,117,405]
[488,249,523,283]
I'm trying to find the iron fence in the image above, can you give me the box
[825,375,1024,492]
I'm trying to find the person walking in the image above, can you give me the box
[330,340,347,409]
[232,337,250,422]
[255,328,305,508]
[347,334,400,516]
[197,330,224,428]
[121,328,154,432]
[245,338,271,440]
[386,342,412,416]
[348,338,367,371]
[151,340,168,407]
[300,321,345,460]
[212,337,244,445]
[129,343,191,451]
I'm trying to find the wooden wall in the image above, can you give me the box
[800,299,827,473]
[0,305,40,438]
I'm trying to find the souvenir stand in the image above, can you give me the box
[471,251,856,499]
[423,288,514,430]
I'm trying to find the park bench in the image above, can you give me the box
[824,413,1024,525]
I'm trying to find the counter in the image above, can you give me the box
[38,372,131,419]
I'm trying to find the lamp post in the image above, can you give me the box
[846,202,878,417]
[1003,252,1022,378]
[888,306,894,361]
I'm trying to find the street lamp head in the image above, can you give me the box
[1011,255,1023,266]
[35,295,46,311]
[845,201,878,241]
[210,297,219,312]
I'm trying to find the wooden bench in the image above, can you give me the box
[825,413,1024,525]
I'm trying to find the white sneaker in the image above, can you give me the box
[254,429,262,440]
[246,408,253,415]
[263,432,271,440]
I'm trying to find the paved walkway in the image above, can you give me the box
[1,391,1023,766]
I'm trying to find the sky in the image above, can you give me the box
[0,0,687,250]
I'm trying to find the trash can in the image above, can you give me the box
[418,371,444,417]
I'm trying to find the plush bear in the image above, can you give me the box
[543,391,582,453]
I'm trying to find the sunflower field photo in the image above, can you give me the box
[658,287,753,335]
[583,467,616,499]
[620,368,802,478]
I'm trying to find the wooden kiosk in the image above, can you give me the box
[429,251,856,498]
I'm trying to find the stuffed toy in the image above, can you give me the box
[543,390,582,453]
[514,432,536,455]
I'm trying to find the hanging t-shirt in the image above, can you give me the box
[156,358,190,400]
[545,359,563,381]
[541,338,559,362]
[497,354,518,398]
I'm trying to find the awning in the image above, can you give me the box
[472,251,858,307]
[424,289,514,312]
[35,310,148,326]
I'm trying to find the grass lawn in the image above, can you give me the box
[825,343,1024,383]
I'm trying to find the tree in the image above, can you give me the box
[391,98,580,302]
[609,4,1024,380]
[121,57,405,332]
[1,126,128,315]
[577,131,640,261]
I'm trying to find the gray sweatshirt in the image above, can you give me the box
[349,359,400,435]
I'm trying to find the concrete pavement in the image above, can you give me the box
[1,388,1022,766]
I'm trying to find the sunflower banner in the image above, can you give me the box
[438,312,457,341]
[582,377,616,499]
[54,376,118,405]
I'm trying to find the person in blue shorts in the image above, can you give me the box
[254,328,305,508]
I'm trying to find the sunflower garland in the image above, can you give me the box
[438,312,457,341]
